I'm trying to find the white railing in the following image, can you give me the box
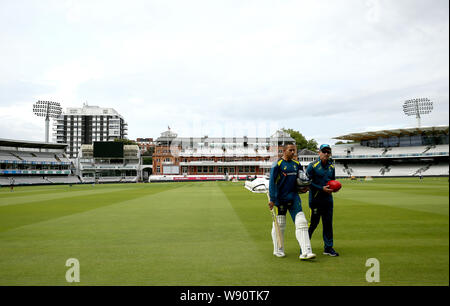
[335,162,449,177]
[80,164,138,170]
[334,152,448,159]
[179,161,272,167]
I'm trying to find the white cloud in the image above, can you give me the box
[0,102,45,141]
[0,0,448,144]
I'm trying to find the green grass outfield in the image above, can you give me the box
[0,177,448,286]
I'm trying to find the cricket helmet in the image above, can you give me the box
[296,169,311,189]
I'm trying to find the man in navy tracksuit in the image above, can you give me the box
[306,144,340,256]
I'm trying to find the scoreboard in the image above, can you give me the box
[93,141,124,158]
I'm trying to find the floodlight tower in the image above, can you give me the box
[402,98,433,128]
[32,100,62,142]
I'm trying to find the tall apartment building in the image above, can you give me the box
[53,104,128,158]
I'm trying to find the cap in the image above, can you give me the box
[320,144,331,151]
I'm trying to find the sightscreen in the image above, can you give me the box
[93,141,124,158]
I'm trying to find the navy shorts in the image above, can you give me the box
[276,195,303,221]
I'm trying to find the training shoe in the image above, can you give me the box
[323,247,339,256]
[273,252,286,258]
[299,253,316,260]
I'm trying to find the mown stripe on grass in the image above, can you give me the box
[0,186,75,197]
[0,186,143,207]
[335,188,449,216]
[217,182,275,255]
[0,184,181,233]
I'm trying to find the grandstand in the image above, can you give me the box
[76,141,141,183]
[0,138,79,186]
[331,126,449,178]
[150,129,294,181]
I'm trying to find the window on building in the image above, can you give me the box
[387,136,399,147]
[399,136,411,146]
[410,135,422,146]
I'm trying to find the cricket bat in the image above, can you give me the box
[266,191,283,250]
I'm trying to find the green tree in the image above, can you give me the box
[114,138,137,145]
[142,146,155,156]
[306,138,319,151]
[142,157,153,165]
[282,128,318,151]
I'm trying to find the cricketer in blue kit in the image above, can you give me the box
[306,144,340,256]
[268,143,316,260]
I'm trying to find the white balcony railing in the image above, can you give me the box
[333,151,449,159]
[179,161,272,167]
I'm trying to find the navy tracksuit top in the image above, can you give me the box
[306,158,336,205]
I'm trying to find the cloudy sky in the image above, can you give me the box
[0,0,448,145]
